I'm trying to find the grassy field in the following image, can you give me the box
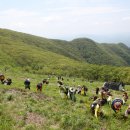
[0,70,130,130]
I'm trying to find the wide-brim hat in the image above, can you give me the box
[114,102,121,109]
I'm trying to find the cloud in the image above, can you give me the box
[0,5,129,40]
[0,9,40,29]
[40,16,61,22]
[122,16,130,21]
[0,9,39,17]
[44,6,130,19]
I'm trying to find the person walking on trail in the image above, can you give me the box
[24,79,31,89]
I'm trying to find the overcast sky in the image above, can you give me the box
[0,0,130,45]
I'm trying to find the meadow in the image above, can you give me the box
[0,69,130,130]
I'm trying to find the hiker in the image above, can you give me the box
[58,76,62,80]
[90,98,103,118]
[43,79,49,84]
[100,87,108,105]
[107,92,113,105]
[81,85,88,96]
[122,92,128,104]
[125,105,130,117]
[96,87,99,95]
[111,98,123,113]
[24,79,30,89]
[37,82,43,92]
[3,78,12,85]
[0,74,5,83]
[68,87,76,102]
[57,80,63,86]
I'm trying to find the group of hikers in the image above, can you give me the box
[90,85,130,119]
[0,74,12,85]
[57,78,130,119]
[1,73,130,119]
[24,78,49,92]
[58,82,88,102]
[0,73,49,92]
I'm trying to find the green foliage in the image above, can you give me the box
[1,28,130,130]
[1,29,130,68]
[70,38,130,66]
[1,28,130,84]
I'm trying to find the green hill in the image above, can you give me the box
[70,38,130,66]
[100,43,130,65]
[1,29,130,130]
[0,28,83,64]
[0,28,84,74]
[70,38,116,65]
[1,28,130,67]
[1,28,130,84]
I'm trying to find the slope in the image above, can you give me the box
[0,29,84,76]
[100,43,130,65]
[69,38,128,66]
[0,28,130,67]
[0,28,83,62]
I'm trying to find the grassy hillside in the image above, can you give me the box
[70,38,121,66]
[1,28,130,67]
[70,38,130,66]
[1,28,130,130]
[0,71,130,130]
[0,28,85,75]
[0,29,83,62]
[100,43,130,65]
[1,28,130,84]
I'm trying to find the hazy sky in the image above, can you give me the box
[0,0,130,45]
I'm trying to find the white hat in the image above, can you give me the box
[70,87,75,92]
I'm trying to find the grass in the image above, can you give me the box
[0,70,130,130]
[1,28,130,130]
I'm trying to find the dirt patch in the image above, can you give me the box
[28,92,53,101]
[4,88,53,102]
[6,88,27,94]
[25,112,45,126]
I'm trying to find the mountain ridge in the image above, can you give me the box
[0,28,130,67]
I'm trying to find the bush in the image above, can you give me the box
[7,94,13,101]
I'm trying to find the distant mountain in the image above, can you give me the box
[69,38,130,66]
[0,28,130,68]
[99,43,130,65]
